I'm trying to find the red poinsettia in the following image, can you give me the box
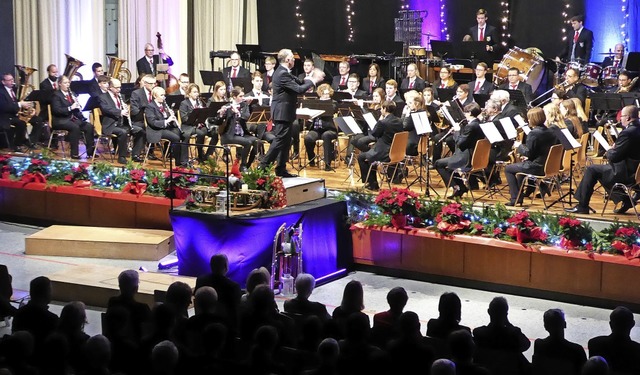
[434,202,471,234]
[557,216,592,250]
[609,226,640,259]
[504,210,547,245]
[374,188,421,216]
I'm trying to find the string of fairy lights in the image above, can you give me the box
[560,0,572,43]
[620,0,629,48]
[499,1,510,47]
[439,0,449,40]
[345,0,355,43]
[295,0,305,40]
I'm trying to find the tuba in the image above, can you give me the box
[63,54,85,81]
[106,55,132,83]
[15,65,40,121]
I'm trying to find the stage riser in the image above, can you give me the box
[25,225,175,261]
[283,178,325,206]
[48,264,196,308]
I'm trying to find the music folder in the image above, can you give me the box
[553,128,581,150]
[363,112,378,131]
[479,122,504,144]
[506,89,527,114]
[332,91,353,102]
[513,115,531,135]
[473,93,490,108]
[208,101,227,115]
[296,107,324,120]
[411,111,432,135]
[334,116,362,135]
[498,117,518,140]
[437,88,456,103]
[82,95,101,112]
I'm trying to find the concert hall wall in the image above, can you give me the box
[0,0,15,75]
[257,0,402,55]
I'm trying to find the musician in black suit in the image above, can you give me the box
[499,67,533,104]
[89,75,110,99]
[563,68,588,107]
[222,52,251,82]
[258,48,322,177]
[602,43,625,69]
[180,83,218,163]
[97,78,136,164]
[468,62,494,95]
[304,83,338,171]
[50,75,95,158]
[400,63,426,92]
[262,56,277,92]
[129,75,156,159]
[342,74,367,99]
[385,79,404,104]
[331,60,350,90]
[358,100,404,191]
[361,63,385,96]
[402,92,425,157]
[468,9,500,52]
[504,108,559,206]
[145,86,187,165]
[435,103,485,198]
[217,87,259,172]
[432,66,459,102]
[0,73,33,150]
[245,72,275,144]
[567,105,640,214]
[87,63,104,98]
[557,15,593,63]
[39,64,59,91]
[136,43,174,77]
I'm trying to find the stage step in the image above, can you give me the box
[25,225,174,261]
[283,177,326,206]
[47,264,195,308]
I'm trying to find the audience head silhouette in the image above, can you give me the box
[438,292,462,322]
[581,356,610,375]
[166,281,193,316]
[294,273,316,300]
[152,340,180,374]
[398,310,421,337]
[386,286,408,314]
[543,308,566,337]
[58,300,87,333]
[609,306,634,337]
[84,334,111,370]
[448,329,476,364]
[194,286,218,314]
[117,269,140,298]
[29,276,52,305]
[340,280,364,312]
[487,296,509,323]
[245,267,270,295]
[431,358,457,375]
[209,253,229,275]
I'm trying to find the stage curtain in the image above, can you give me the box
[14,0,105,84]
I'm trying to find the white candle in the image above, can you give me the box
[241,184,249,192]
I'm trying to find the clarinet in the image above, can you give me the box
[119,94,131,128]
[164,102,182,134]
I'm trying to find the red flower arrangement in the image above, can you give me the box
[64,163,91,188]
[435,202,471,234]
[123,168,148,197]
[21,158,49,185]
[163,167,198,200]
[558,216,593,250]
[504,210,548,245]
[610,226,640,259]
[374,187,421,228]
[0,154,12,179]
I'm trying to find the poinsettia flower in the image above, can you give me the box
[493,227,503,236]
[64,174,73,182]
[611,240,629,252]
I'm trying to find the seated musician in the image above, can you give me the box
[169,73,190,97]
[343,74,367,99]
[223,52,251,82]
[136,43,173,77]
[432,94,467,164]
[304,83,338,171]
[298,59,315,93]
[567,105,640,214]
[87,63,105,98]
[208,81,228,104]
[362,63,385,96]
[468,62,494,95]
[602,43,625,69]
[498,67,533,104]
[562,68,587,108]
[144,86,188,166]
[504,107,559,206]
[385,79,404,104]
[0,73,36,151]
[609,70,638,93]
[487,90,519,182]
[217,87,259,172]
[400,63,426,92]
[331,60,350,90]
[432,66,458,102]
[129,74,156,160]
[434,102,485,198]
[97,78,137,164]
[401,91,425,156]
[559,99,585,139]
[456,84,475,107]
[245,72,275,144]
[357,100,404,191]
[179,83,217,163]
[51,75,95,159]
[350,87,385,155]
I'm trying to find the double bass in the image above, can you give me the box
[155,32,180,94]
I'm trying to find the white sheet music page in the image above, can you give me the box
[513,114,530,133]
[343,116,362,134]
[479,122,505,144]
[440,106,460,131]
[592,131,611,151]
[499,118,518,139]
[560,128,582,149]
[363,112,377,131]
[411,111,432,135]
[296,107,325,119]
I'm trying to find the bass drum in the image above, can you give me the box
[494,47,546,92]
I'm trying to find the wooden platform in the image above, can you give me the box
[47,264,195,308]
[282,177,326,206]
[25,225,175,261]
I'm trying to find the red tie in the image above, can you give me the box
[574,31,579,43]
[474,81,481,93]
[232,68,237,78]
[67,93,73,103]
[53,82,57,90]
[159,104,164,113]
[369,81,374,93]
[614,60,619,68]
[511,85,517,90]
[340,76,346,86]
[440,83,445,88]
[409,80,414,89]
[148,91,152,102]
[479,28,484,41]
[9,89,16,101]
[115,95,121,109]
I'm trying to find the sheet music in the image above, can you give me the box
[513,114,527,127]
[363,112,377,131]
[521,125,531,135]
[343,116,362,134]
[479,122,505,144]
[296,107,325,119]
[592,131,611,151]
[440,105,460,131]
[411,111,432,135]
[499,118,518,140]
[608,124,619,137]
[560,128,582,149]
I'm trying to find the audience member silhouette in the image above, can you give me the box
[239,284,295,346]
[0,265,17,321]
[245,325,286,375]
[139,303,177,366]
[337,312,382,375]
[297,315,325,353]
[164,281,192,348]
[581,356,610,375]
[588,306,640,374]
[431,358,457,375]
[447,329,490,375]
[301,337,340,375]
[241,266,271,304]
[194,254,242,330]
[40,332,72,375]
[426,292,470,339]
[1,330,38,375]
[533,308,587,375]
[106,269,151,343]
[151,340,180,375]
[79,334,112,375]
[284,273,331,321]
[194,322,235,375]
[11,276,59,366]
[103,305,139,375]
[371,286,408,347]
[57,301,90,372]
[331,280,369,339]
[186,286,230,356]
[386,311,435,375]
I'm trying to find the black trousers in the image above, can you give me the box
[260,120,292,173]
[575,164,612,208]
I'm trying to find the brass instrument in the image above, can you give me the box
[107,55,132,83]
[616,76,638,93]
[63,54,85,81]
[15,65,40,122]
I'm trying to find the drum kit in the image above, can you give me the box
[556,52,622,91]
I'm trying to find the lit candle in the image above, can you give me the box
[241,184,249,192]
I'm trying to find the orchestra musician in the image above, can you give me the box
[385,79,404,104]
[609,71,638,93]
[402,90,425,156]
[499,67,533,104]
[144,86,187,166]
[298,59,316,93]
[361,63,385,96]
[218,87,259,172]
[223,52,251,82]
[400,63,426,92]
[179,83,217,163]
[304,83,338,171]
[208,81,229,105]
[331,60,351,90]
[602,43,626,69]
[562,68,587,107]
[51,75,95,159]
[469,9,499,52]
[468,62,494,95]
[435,102,485,198]
[456,84,475,107]
[350,87,385,155]
[557,15,593,64]
[129,74,156,160]
[245,72,275,144]
[168,73,190,97]
[262,56,277,92]
[357,100,404,191]
[97,78,135,164]
[487,90,519,184]
[567,105,640,215]
[559,99,585,139]
[90,75,109,99]
[432,66,458,102]
[87,63,105,98]
[39,64,59,91]
[504,107,559,206]
[136,43,174,77]
[0,73,35,151]
[343,74,367,99]
[569,97,590,135]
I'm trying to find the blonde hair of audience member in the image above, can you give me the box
[544,103,565,128]
[527,107,546,128]
[316,83,333,100]
[570,97,588,122]
[211,81,228,102]
[560,99,584,138]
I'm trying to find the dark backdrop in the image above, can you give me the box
[0,0,15,75]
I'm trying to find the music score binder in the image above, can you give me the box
[553,128,581,150]
[498,117,518,140]
[363,112,378,131]
[334,116,362,135]
[411,111,432,135]
[513,115,531,135]
[82,95,101,112]
[479,122,504,144]
[592,131,611,152]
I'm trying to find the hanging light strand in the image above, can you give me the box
[346,0,355,43]
[500,1,510,46]
[440,0,448,40]
[295,0,305,40]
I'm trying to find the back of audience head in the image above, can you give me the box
[438,292,462,322]
[84,334,111,368]
[202,322,228,354]
[194,286,218,314]
[398,311,421,337]
[609,306,635,336]
[166,281,193,314]
[582,356,609,375]
[152,340,180,372]
[209,253,229,276]
[317,337,340,363]
[543,308,566,337]
[249,284,275,311]
[386,286,408,313]
[340,280,364,312]
[29,276,52,305]
[345,311,371,342]
[117,269,140,297]
[58,300,87,333]
[3,330,35,361]
[448,329,475,363]
[245,267,271,295]
[431,358,457,375]
[488,296,509,323]
[253,324,280,352]
[294,273,316,299]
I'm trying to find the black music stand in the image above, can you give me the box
[82,95,101,112]
[200,70,225,92]
[296,99,335,171]
[473,93,491,108]
[437,88,456,103]
[231,77,252,94]
[120,83,136,100]
[70,80,92,95]
[547,128,590,211]
[332,92,352,102]
[458,41,490,65]
[165,95,184,111]
[25,90,53,108]
[621,92,640,107]
[184,107,216,126]
[236,44,263,66]
[430,40,453,61]
[506,89,528,114]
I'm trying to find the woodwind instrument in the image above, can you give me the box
[163,102,181,133]
[119,93,131,127]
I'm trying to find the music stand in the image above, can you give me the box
[506,89,528,114]
[183,107,216,126]
[334,115,364,181]
[620,92,640,107]
[82,95,101,112]
[247,106,271,124]
[200,70,225,92]
[231,77,252,94]
[236,44,262,65]
[297,99,335,171]
[120,83,136,100]
[437,88,456,103]
[25,90,53,107]
[458,41,490,65]
[473,93,491,108]
[430,40,454,61]
[332,92,352,102]
[547,128,587,210]
[165,95,184,111]
[70,80,92,95]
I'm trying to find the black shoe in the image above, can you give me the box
[505,200,517,207]
[132,156,143,163]
[117,156,127,164]
[147,154,159,161]
[614,199,634,214]
[277,171,298,178]
[565,205,589,214]
[324,165,333,171]
[309,160,316,167]
[71,155,81,160]
[364,183,379,191]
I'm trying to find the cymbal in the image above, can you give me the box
[596,52,615,55]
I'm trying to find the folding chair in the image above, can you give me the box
[446,138,491,202]
[601,163,640,219]
[365,131,409,189]
[90,108,117,162]
[516,144,564,209]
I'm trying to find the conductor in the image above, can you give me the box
[258,48,324,177]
